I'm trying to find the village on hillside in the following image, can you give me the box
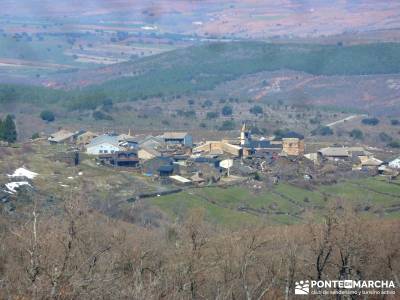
[34,123,400,191]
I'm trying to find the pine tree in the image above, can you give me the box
[2,115,17,143]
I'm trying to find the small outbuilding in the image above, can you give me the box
[142,157,174,176]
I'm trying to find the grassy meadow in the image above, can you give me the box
[150,177,400,227]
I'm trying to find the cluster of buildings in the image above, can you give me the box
[306,146,399,177]
[46,124,307,185]
[47,124,399,185]
[193,124,305,158]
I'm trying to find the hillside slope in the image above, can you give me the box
[61,42,400,89]
[68,42,400,111]
[3,42,400,114]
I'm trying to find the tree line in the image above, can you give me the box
[0,195,398,299]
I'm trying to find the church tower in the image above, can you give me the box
[240,123,251,146]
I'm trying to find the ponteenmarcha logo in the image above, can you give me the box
[295,280,310,295]
[294,280,396,296]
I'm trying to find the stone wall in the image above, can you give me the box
[282,138,305,156]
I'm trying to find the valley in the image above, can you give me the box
[1,1,400,299]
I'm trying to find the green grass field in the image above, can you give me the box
[150,191,260,227]
[0,35,79,66]
[150,177,400,227]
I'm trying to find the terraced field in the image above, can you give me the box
[150,177,400,227]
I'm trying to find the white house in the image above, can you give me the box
[87,142,123,155]
[86,134,123,155]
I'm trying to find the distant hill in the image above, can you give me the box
[4,0,400,39]
[66,42,400,107]
[3,42,400,113]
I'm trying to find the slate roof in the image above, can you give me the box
[274,131,304,141]
[77,131,98,139]
[139,136,165,148]
[319,146,371,158]
[117,134,136,142]
[318,147,349,157]
[283,131,304,139]
[163,132,189,139]
[123,138,139,143]
[158,165,174,172]
[88,134,120,147]
[194,157,221,164]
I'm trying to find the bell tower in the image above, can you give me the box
[240,123,251,146]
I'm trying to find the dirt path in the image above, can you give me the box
[289,76,319,90]
[325,114,367,127]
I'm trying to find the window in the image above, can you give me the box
[104,150,108,154]
[99,150,103,153]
